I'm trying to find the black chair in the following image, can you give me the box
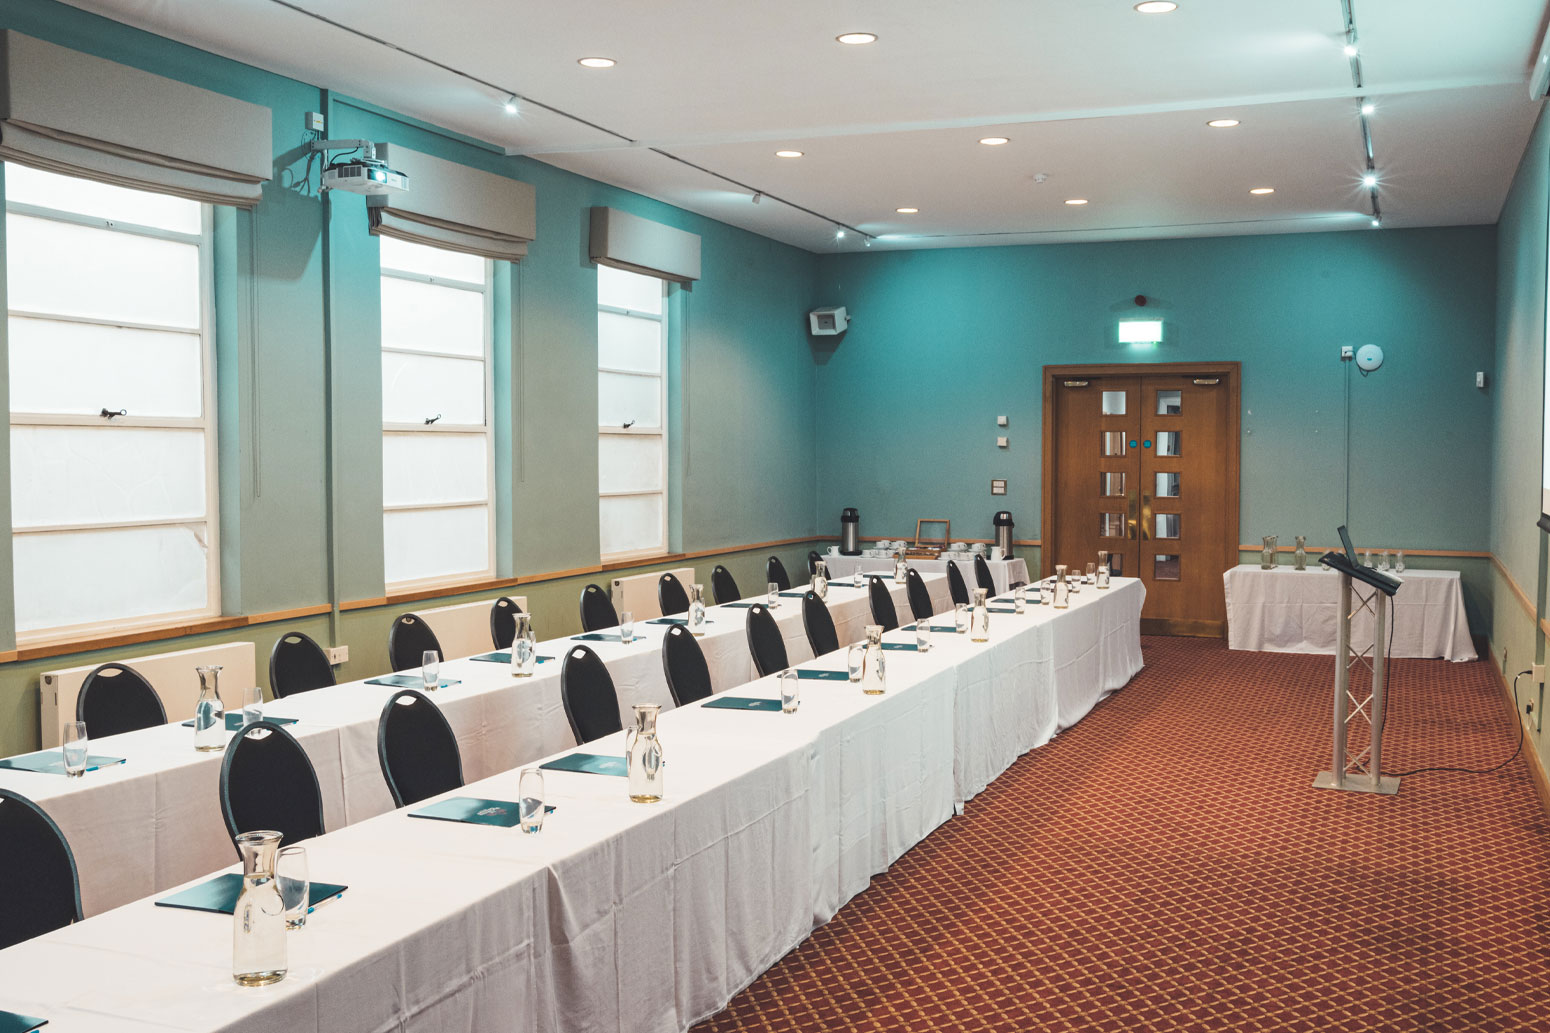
[219,720,325,856]
[579,583,619,633]
[867,576,900,632]
[560,645,623,744]
[973,554,997,594]
[388,612,442,673]
[905,568,935,622]
[745,603,789,678]
[807,550,823,576]
[377,689,464,808]
[268,632,336,699]
[490,596,524,650]
[75,663,165,738]
[0,788,82,950]
[658,572,690,617]
[661,625,714,708]
[1009,580,1028,591]
[711,564,741,604]
[802,591,839,657]
[766,555,791,592]
[946,561,972,607]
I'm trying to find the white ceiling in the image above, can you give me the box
[59,0,1550,252]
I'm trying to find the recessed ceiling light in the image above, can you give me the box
[836,32,878,45]
[1065,198,1089,206]
[979,136,1010,146]
[895,207,919,214]
[1249,187,1275,195]
[1134,1,1179,12]
[577,57,615,68]
[1207,118,1240,128]
[775,149,804,158]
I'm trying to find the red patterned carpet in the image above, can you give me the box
[694,636,1550,1033]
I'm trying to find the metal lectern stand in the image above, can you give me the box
[1312,571,1400,795]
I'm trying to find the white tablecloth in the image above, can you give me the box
[0,579,1145,1033]
[1223,564,1476,661]
[822,553,1031,596]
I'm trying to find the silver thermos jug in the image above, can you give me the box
[840,507,861,555]
[993,511,1014,558]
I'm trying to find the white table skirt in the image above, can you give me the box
[821,554,1031,596]
[0,578,1144,1033]
[1223,564,1476,661]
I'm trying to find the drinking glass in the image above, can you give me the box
[954,604,969,634]
[1396,550,1406,573]
[767,582,780,609]
[1086,562,1096,582]
[242,685,264,728]
[620,611,635,644]
[1379,550,1390,571]
[62,721,88,778]
[1013,585,1027,614]
[519,768,545,833]
[852,570,863,588]
[421,650,440,691]
[779,670,800,713]
[276,846,310,930]
[915,619,931,652]
[847,643,865,682]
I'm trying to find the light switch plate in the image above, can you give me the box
[991,479,1007,495]
[996,436,1008,448]
[326,645,349,665]
[996,415,1008,427]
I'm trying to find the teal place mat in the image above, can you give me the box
[647,617,715,626]
[796,669,850,681]
[156,872,346,915]
[702,696,783,712]
[777,591,807,598]
[880,642,919,651]
[570,632,627,642]
[719,602,755,608]
[539,752,628,777]
[180,713,297,731]
[905,624,958,634]
[987,607,1019,614]
[0,751,124,776]
[409,796,554,828]
[365,674,461,689]
[0,1011,46,1033]
[468,652,555,664]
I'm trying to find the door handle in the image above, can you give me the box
[1140,492,1153,542]
[1126,490,1139,540]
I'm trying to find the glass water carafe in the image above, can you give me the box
[862,624,886,696]
[232,830,287,986]
[971,587,990,642]
[1293,536,1307,572]
[194,665,226,752]
[625,704,665,803]
[811,560,828,602]
[688,583,707,635]
[1261,535,1278,570]
[1053,567,1070,609]
[510,613,537,677]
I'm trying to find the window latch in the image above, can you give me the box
[622,419,636,429]
[100,408,127,420]
[424,413,442,425]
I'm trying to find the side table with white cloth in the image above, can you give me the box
[823,553,1031,596]
[1223,563,1476,661]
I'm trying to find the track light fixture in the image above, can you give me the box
[504,95,519,115]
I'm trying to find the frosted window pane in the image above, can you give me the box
[598,311,662,373]
[598,265,663,315]
[9,316,202,417]
[13,524,209,632]
[382,352,485,426]
[380,277,484,357]
[383,432,488,507]
[599,434,664,494]
[379,237,485,283]
[599,372,661,429]
[600,494,664,556]
[5,165,201,234]
[11,426,206,528]
[383,505,490,584]
[8,215,201,329]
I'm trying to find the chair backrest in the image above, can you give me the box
[219,720,325,856]
[489,596,524,650]
[388,613,443,673]
[560,645,623,744]
[268,632,336,699]
[579,583,619,633]
[867,576,900,632]
[807,550,822,576]
[658,572,690,617]
[802,591,839,657]
[711,564,741,605]
[377,690,464,808]
[75,662,166,738]
[0,788,82,950]
[973,554,997,593]
[766,555,791,592]
[661,625,714,708]
[745,603,789,678]
[946,561,972,607]
[905,568,935,622]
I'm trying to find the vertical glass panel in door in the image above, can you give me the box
[1100,472,1126,497]
[1156,390,1182,415]
[1156,431,1181,457]
[1156,472,1181,497]
[8,317,203,418]
[10,426,206,528]
[1155,513,1181,539]
[599,435,665,494]
[379,278,485,357]
[1101,432,1127,457]
[1154,554,1181,581]
[383,505,490,584]
[599,372,662,429]
[1101,391,1127,415]
[13,524,209,632]
[600,494,664,556]
[382,433,488,508]
[598,265,663,314]
[1099,513,1126,537]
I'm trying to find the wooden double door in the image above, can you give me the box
[1042,363,1240,636]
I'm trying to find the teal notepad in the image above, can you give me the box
[155,872,346,915]
[702,696,783,711]
[409,796,553,828]
[365,674,461,689]
[796,669,850,681]
[881,642,919,652]
[539,752,628,777]
[0,751,124,776]
[570,632,625,642]
[987,606,1018,614]
[719,602,755,608]
[0,1012,45,1033]
[180,713,297,731]
[777,591,807,598]
[468,652,554,665]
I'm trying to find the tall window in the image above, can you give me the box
[598,265,668,560]
[380,237,494,588]
[4,165,217,638]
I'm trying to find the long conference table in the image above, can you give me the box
[0,575,1144,1033]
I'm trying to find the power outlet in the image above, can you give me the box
[326,645,349,666]
[1341,345,1355,360]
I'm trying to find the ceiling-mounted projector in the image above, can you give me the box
[322,160,407,196]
